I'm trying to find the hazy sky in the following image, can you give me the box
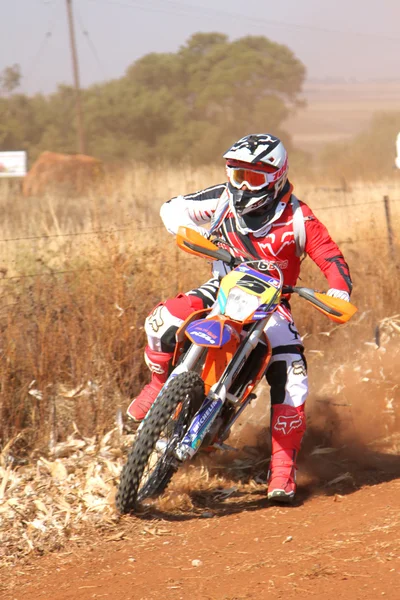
[1,0,400,95]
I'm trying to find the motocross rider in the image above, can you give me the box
[127,133,353,503]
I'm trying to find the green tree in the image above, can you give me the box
[0,33,306,164]
[0,64,21,96]
[120,32,305,162]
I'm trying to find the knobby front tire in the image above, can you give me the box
[116,371,204,514]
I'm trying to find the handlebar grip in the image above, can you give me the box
[282,286,294,294]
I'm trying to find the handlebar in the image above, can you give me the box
[176,226,357,324]
[282,286,293,295]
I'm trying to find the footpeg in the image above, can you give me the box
[212,442,239,452]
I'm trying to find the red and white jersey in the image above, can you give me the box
[160,182,352,294]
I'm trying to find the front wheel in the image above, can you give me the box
[116,371,204,514]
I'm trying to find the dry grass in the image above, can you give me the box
[0,166,399,450]
[0,165,399,566]
[1,329,399,567]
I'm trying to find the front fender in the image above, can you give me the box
[185,318,237,348]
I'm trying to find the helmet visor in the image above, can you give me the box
[228,168,270,191]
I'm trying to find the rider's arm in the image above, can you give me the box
[304,208,353,295]
[160,184,227,236]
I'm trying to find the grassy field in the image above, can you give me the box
[285,79,400,153]
[0,167,399,453]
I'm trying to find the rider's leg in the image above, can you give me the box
[127,346,175,422]
[127,293,203,421]
[264,307,308,502]
[127,278,220,421]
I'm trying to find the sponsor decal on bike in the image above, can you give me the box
[191,330,216,344]
[237,276,269,295]
[187,319,231,347]
[237,265,281,288]
[192,403,217,434]
[250,260,273,272]
[253,257,288,270]
[180,398,223,451]
[254,302,278,319]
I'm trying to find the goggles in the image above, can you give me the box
[226,158,286,192]
[228,167,271,191]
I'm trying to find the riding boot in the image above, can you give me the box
[267,404,306,502]
[127,346,173,422]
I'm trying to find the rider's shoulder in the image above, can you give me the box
[291,196,313,217]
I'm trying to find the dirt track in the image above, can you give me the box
[2,442,399,600]
[2,333,400,600]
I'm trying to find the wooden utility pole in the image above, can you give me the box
[65,0,86,154]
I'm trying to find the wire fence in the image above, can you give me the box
[0,195,398,283]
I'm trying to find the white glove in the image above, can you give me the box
[326,288,350,302]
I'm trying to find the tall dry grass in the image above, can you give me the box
[0,165,399,454]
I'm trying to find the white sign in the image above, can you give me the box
[0,151,27,178]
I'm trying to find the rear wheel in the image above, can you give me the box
[116,371,204,514]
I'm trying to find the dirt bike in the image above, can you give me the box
[116,226,357,514]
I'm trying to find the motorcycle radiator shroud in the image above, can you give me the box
[185,263,281,349]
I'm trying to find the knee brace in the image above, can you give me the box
[266,346,308,408]
[144,293,204,353]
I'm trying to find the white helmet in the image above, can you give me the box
[223,133,289,233]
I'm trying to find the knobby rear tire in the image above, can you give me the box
[116,371,204,514]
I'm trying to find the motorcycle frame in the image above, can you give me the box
[171,271,281,462]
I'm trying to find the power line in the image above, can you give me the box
[74,6,108,80]
[24,0,61,89]
[93,0,400,43]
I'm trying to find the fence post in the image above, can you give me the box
[383,195,395,260]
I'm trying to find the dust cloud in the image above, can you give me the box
[147,331,400,514]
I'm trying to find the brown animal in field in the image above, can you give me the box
[22,151,104,197]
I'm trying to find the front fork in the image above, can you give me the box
[174,317,269,462]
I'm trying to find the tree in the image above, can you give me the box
[0,33,306,163]
[120,32,306,162]
[0,64,21,96]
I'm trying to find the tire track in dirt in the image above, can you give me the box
[3,476,399,600]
